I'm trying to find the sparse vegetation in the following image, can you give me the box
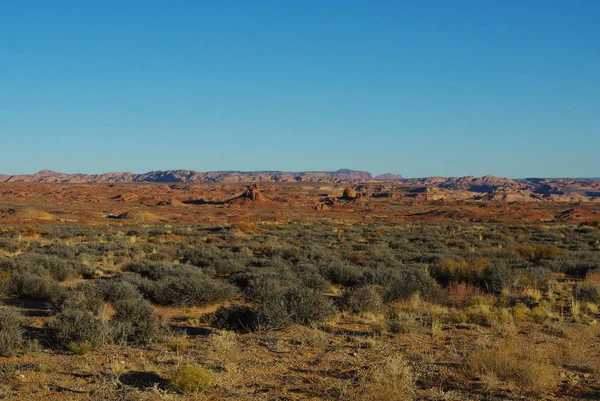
[0,220,598,399]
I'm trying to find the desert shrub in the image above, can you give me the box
[97,280,143,303]
[182,245,248,275]
[0,258,16,272]
[431,257,490,286]
[67,340,92,355]
[292,264,331,292]
[446,282,481,308]
[14,253,77,281]
[548,253,600,275]
[111,298,169,344]
[49,284,104,315]
[483,263,516,294]
[9,266,58,300]
[211,305,260,333]
[252,282,336,329]
[282,287,335,326]
[171,364,212,393]
[49,305,111,349]
[122,262,236,306]
[515,244,567,262]
[246,273,294,302]
[518,266,555,290]
[342,285,383,314]
[43,243,77,259]
[387,311,420,334]
[0,240,19,254]
[382,267,439,302]
[0,308,24,355]
[574,282,600,303]
[319,260,364,286]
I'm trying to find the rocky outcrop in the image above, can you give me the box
[226,184,271,206]
[241,184,264,201]
[342,186,358,200]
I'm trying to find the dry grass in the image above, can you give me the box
[467,336,559,395]
[514,244,567,261]
[207,330,240,372]
[355,354,415,400]
[167,335,189,355]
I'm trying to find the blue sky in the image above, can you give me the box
[1,1,598,178]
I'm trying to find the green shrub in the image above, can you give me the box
[67,340,92,355]
[171,364,212,393]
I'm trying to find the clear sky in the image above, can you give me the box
[1,1,598,178]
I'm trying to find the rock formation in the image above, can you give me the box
[226,183,271,206]
[342,186,358,200]
[241,184,264,201]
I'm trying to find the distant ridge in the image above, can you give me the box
[0,169,377,184]
[1,171,598,201]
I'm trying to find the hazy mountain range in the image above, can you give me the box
[0,170,599,198]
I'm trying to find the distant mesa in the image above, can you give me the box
[331,169,372,181]
[374,173,404,180]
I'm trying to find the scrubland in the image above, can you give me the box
[0,221,598,400]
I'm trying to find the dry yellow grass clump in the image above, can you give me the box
[467,336,559,395]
